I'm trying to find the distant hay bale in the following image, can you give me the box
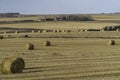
[1,57,25,74]
[116,29,120,32]
[43,41,51,46]
[4,32,7,34]
[57,30,62,33]
[43,30,47,33]
[0,36,3,39]
[85,29,88,32]
[77,29,80,32]
[38,30,42,33]
[24,35,28,38]
[15,31,19,34]
[32,30,35,33]
[80,29,85,32]
[107,40,115,45]
[53,30,57,33]
[20,35,28,38]
[66,30,71,33]
[25,43,34,50]
[63,30,67,33]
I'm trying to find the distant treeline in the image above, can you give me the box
[0,13,94,24]
[60,15,93,21]
[40,15,93,21]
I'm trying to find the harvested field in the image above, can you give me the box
[0,14,120,80]
[0,38,120,79]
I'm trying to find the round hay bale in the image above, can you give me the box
[43,30,47,33]
[24,35,28,38]
[10,57,25,69]
[0,36,3,39]
[53,30,57,33]
[16,58,25,69]
[15,31,19,34]
[57,30,62,33]
[38,30,42,33]
[85,29,88,32]
[22,35,28,38]
[116,29,119,32]
[107,40,115,45]
[32,30,35,33]
[43,41,51,46]
[20,35,28,38]
[25,43,34,50]
[4,32,7,34]
[1,58,25,74]
[66,30,71,33]
[80,29,85,32]
[63,30,67,33]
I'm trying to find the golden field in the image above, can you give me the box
[0,14,120,80]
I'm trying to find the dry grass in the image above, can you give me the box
[0,22,119,30]
[0,38,120,79]
[0,14,120,79]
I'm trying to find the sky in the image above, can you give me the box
[0,0,120,14]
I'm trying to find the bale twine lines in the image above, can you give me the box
[107,40,115,45]
[0,57,25,74]
[25,43,34,50]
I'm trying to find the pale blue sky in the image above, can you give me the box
[0,0,120,14]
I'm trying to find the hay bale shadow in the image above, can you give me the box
[23,67,44,73]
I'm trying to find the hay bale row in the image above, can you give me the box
[78,29,85,32]
[53,30,60,33]
[0,57,25,74]
[53,30,71,33]
[25,41,51,50]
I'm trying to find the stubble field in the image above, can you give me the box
[0,14,120,80]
